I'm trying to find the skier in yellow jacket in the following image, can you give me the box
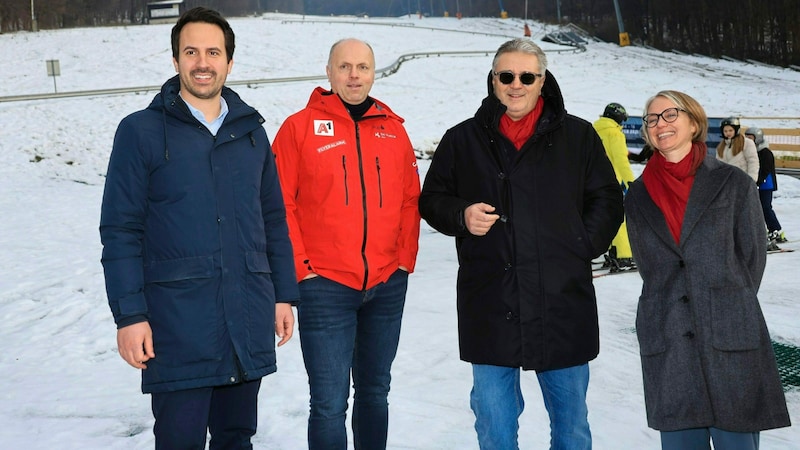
[593,103,636,270]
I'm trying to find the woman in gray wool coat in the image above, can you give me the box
[625,90,790,450]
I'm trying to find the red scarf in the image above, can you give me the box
[499,97,544,150]
[641,142,707,244]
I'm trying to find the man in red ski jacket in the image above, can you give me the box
[272,38,420,450]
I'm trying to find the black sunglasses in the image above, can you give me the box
[494,71,542,85]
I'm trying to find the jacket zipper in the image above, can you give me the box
[355,122,369,291]
[376,156,383,208]
[342,155,349,206]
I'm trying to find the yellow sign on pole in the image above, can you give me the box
[619,32,630,47]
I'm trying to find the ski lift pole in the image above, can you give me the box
[498,0,507,18]
[612,0,630,46]
[556,0,561,24]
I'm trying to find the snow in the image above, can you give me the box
[1,13,798,449]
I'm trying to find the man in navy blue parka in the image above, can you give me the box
[99,7,299,448]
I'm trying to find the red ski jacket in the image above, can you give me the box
[273,87,420,291]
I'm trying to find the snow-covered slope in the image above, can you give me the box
[1,13,797,449]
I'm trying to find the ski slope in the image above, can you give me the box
[1,12,798,449]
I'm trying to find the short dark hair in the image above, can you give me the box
[171,7,235,63]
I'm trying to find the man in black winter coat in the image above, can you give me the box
[419,38,623,449]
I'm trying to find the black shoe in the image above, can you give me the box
[768,230,785,243]
[602,253,613,268]
[616,258,636,269]
[603,247,619,269]
[608,257,636,272]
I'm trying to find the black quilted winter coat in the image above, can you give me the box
[419,71,623,370]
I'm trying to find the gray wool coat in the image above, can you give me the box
[625,155,791,433]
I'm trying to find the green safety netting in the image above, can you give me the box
[772,341,800,391]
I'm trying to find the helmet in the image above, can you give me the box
[744,126,766,148]
[720,117,740,136]
[602,102,628,124]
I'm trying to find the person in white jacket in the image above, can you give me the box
[715,116,759,181]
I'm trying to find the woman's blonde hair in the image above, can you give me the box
[642,90,707,148]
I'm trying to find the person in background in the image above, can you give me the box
[746,126,787,247]
[271,38,421,450]
[625,90,790,450]
[99,7,298,448]
[716,116,759,181]
[419,38,623,450]
[593,102,637,270]
[629,125,654,164]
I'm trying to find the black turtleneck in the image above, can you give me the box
[340,96,374,120]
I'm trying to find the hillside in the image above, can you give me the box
[0,13,798,449]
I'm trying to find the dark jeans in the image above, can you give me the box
[298,270,408,450]
[151,378,261,450]
[759,189,782,232]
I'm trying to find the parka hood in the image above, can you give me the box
[144,75,265,159]
[478,69,567,136]
[146,75,255,120]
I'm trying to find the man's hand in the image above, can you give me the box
[275,303,295,347]
[117,321,155,370]
[464,202,500,236]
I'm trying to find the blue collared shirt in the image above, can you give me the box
[181,93,229,136]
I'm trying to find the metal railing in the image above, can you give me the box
[0,43,584,104]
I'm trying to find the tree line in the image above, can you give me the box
[1,0,797,67]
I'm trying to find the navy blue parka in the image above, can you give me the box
[100,75,299,393]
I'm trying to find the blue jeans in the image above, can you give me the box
[151,379,261,450]
[298,270,408,450]
[661,428,760,450]
[470,363,591,450]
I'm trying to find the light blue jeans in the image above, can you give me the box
[470,363,591,450]
[661,428,760,450]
